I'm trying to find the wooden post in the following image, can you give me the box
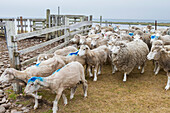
[46,9,50,40]
[89,15,93,28]
[100,16,102,26]
[33,21,36,31]
[105,20,108,27]
[6,21,21,94]
[65,16,70,43]
[20,16,23,33]
[155,20,157,30]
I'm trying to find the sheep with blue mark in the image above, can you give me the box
[150,33,170,45]
[24,61,88,113]
[0,56,65,85]
[54,46,78,56]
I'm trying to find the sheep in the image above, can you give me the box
[111,40,149,82]
[0,56,65,84]
[78,45,109,81]
[134,33,151,50]
[79,35,89,45]
[148,45,170,75]
[150,34,170,45]
[37,53,53,63]
[147,46,170,90]
[70,34,81,44]
[91,37,108,49]
[24,61,88,112]
[54,46,78,56]
[134,30,144,36]
[88,27,96,35]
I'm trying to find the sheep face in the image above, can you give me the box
[78,45,89,56]
[101,29,106,36]
[88,29,96,35]
[95,25,100,31]
[79,36,87,45]
[24,80,41,94]
[71,34,80,43]
[147,47,162,60]
[37,55,48,64]
[0,69,14,83]
[91,37,99,48]
[111,43,127,61]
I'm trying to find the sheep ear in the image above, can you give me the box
[120,43,127,48]
[85,36,89,38]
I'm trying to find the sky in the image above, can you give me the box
[0,0,170,20]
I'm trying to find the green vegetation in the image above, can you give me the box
[93,21,170,27]
[5,89,18,100]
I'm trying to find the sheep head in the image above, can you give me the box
[0,68,15,83]
[24,77,43,94]
[78,45,90,57]
[147,46,162,60]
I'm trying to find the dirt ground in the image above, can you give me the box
[0,37,170,113]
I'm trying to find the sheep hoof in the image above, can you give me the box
[89,74,93,77]
[165,85,169,91]
[93,78,97,81]
[38,96,42,99]
[123,79,126,82]
[112,71,115,74]
[34,105,38,110]
[70,95,74,100]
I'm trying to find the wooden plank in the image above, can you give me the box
[70,28,90,36]
[17,25,28,27]
[32,26,45,29]
[21,41,69,66]
[18,33,69,55]
[15,25,68,41]
[69,21,92,31]
[32,19,46,22]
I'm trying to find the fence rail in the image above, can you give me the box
[4,17,92,70]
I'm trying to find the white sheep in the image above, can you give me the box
[111,40,149,82]
[54,46,78,56]
[24,62,88,113]
[147,46,170,90]
[0,56,65,84]
[78,45,109,81]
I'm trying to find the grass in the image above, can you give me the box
[6,61,170,113]
[93,21,170,27]
[5,89,18,100]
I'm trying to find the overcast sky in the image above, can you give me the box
[0,0,170,20]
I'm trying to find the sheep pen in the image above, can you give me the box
[0,35,170,113]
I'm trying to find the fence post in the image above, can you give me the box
[155,20,157,30]
[65,17,70,43]
[89,15,93,30]
[100,16,102,26]
[80,17,84,35]
[105,20,108,27]
[6,21,22,94]
[46,9,50,40]
[20,16,23,33]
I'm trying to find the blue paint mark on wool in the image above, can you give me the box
[67,50,79,56]
[28,77,43,83]
[151,35,156,39]
[129,33,134,36]
[35,62,41,67]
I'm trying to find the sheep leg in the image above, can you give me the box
[155,64,160,75]
[154,62,158,73]
[98,65,101,75]
[123,72,127,82]
[93,65,98,81]
[112,64,117,74]
[88,66,93,77]
[141,64,145,74]
[165,73,170,90]
[138,66,141,70]
[70,85,77,100]
[62,93,67,106]
[82,81,88,98]
[53,89,63,113]
[29,92,42,99]
[34,91,39,110]
[85,64,88,75]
